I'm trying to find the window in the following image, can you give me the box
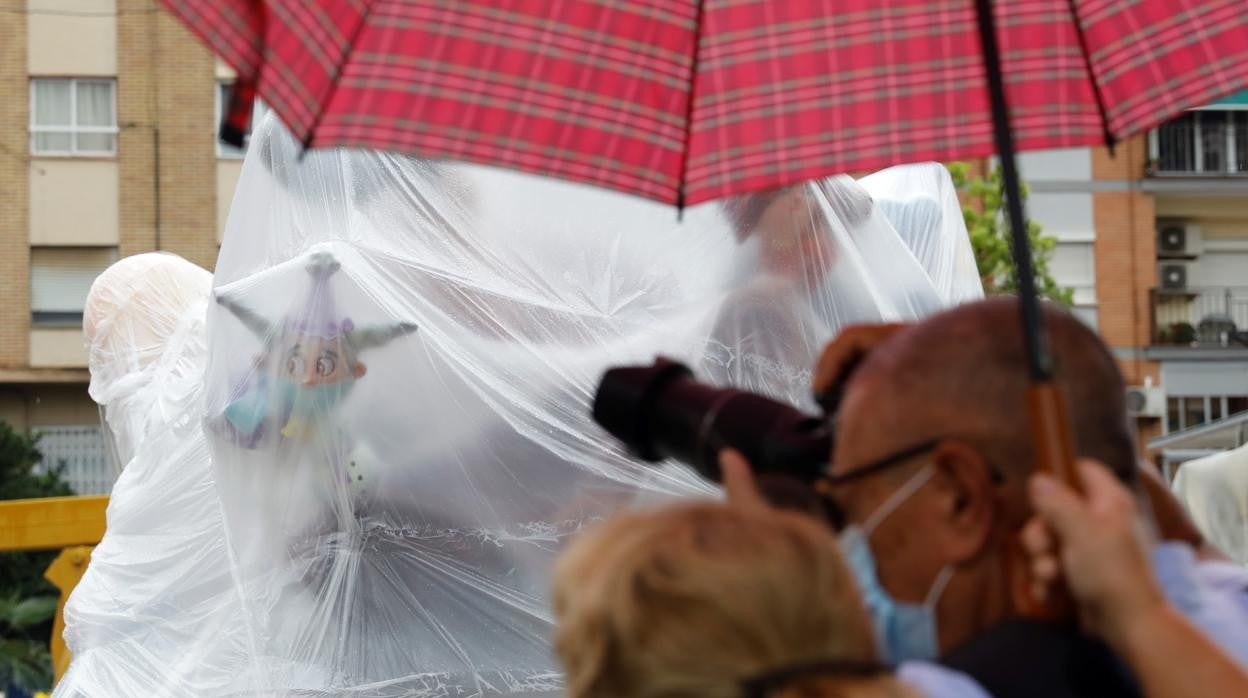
[215,81,270,158]
[1153,110,1248,174]
[1166,394,1248,431]
[30,78,117,156]
[1048,239,1097,329]
[30,247,118,326]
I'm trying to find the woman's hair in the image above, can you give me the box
[552,501,916,698]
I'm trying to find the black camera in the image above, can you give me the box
[591,358,833,484]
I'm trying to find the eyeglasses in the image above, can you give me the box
[817,440,937,530]
[818,438,1004,530]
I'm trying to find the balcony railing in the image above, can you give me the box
[1152,287,1248,347]
[1149,110,1248,176]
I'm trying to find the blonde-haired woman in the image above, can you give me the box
[552,501,917,698]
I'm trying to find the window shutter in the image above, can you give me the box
[30,248,118,314]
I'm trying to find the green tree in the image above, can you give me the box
[948,162,1073,306]
[0,422,72,693]
[0,593,57,692]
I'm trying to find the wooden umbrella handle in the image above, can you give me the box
[1027,382,1083,495]
[1011,381,1082,620]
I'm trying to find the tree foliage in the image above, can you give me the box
[0,421,72,693]
[948,162,1074,306]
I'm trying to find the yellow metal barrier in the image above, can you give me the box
[0,495,108,551]
[0,495,108,688]
[44,545,94,684]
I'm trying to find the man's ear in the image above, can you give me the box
[928,440,996,563]
[353,362,368,379]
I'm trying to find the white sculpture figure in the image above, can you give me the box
[57,113,983,696]
[59,253,250,696]
[1172,444,1248,567]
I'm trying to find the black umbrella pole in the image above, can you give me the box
[974,0,1081,495]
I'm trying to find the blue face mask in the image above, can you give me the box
[838,465,954,664]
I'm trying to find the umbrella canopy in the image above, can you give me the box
[170,0,1247,206]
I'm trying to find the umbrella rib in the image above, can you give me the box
[1065,0,1117,152]
[675,0,706,213]
[301,0,377,154]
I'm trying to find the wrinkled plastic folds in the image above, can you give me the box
[58,116,982,697]
[1172,444,1248,567]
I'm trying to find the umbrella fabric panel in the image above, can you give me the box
[167,0,699,203]
[320,1,697,202]
[686,0,1111,203]
[1078,0,1248,135]
[164,0,1248,205]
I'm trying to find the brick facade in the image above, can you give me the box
[1090,138,1164,457]
[1090,139,1161,385]
[118,0,218,271]
[2,2,220,439]
[0,1,30,367]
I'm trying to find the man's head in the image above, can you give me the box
[825,297,1135,654]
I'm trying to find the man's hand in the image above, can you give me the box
[1021,460,1165,645]
[812,323,907,406]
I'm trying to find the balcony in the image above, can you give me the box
[1152,287,1248,347]
[1148,110,1248,177]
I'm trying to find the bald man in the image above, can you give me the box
[812,298,1248,697]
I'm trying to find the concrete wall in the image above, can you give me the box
[27,0,117,76]
[29,160,120,245]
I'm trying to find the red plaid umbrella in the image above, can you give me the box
[170,0,1248,207]
[169,0,1248,616]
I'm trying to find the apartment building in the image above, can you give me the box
[0,1,248,492]
[1029,91,1248,470]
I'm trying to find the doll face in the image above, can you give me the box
[282,337,362,386]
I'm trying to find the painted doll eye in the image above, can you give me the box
[316,355,336,377]
[286,355,305,377]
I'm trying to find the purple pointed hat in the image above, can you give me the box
[284,251,353,340]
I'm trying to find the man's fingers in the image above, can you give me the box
[720,449,770,511]
[1028,472,1088,539]
[1020,517,1055,556]
[1030,554,1061,583]
[1076,459,1132,510]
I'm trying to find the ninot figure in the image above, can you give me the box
[213,248,416,495]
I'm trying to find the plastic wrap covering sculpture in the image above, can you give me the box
[1172,444,1248,566]
[58,116,981,697]
[59,253,249,696]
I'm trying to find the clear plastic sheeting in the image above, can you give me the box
[1172,444,1248,566]
[860,162,983,307]
[59,115,981,697]
[60,253,250,696]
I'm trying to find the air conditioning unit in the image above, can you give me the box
[1126,383,1165,419]
[1157,222,1202,258]
[1158,261,1194,291]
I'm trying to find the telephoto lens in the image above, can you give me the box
[591,358,832,483]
